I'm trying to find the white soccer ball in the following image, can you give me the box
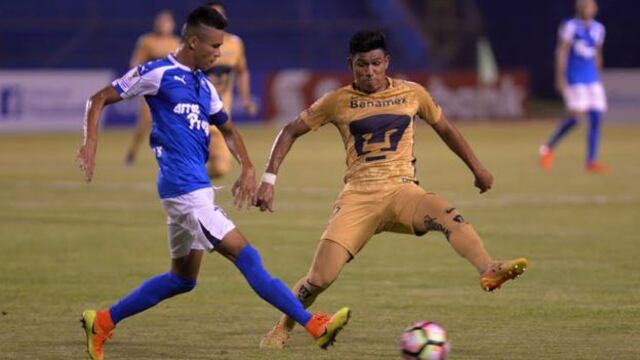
[400,321,450,360]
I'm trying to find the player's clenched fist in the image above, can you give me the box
[473,168,493,194]
[253,182,275,212]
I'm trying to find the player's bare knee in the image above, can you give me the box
[218,230,249,260]
[437,207,469,239]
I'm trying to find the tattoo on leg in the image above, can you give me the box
[424,215,451,240]
[297,282,314,302]
[446,207,466,223]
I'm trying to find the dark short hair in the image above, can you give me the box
[204,1,226,10]
[349,30,387,55]
[183,5,227,37]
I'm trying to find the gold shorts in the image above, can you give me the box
[321,183,465,256]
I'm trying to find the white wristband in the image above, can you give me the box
[261,172,277,185]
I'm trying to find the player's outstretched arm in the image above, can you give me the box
[76,85,122,182]
[253,118,311,212]
[431,115,493,193]
[216,120,257,209]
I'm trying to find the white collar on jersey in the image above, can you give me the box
[168,54,193,72]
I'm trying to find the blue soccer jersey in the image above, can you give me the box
[113,54,228,199]
[558,18,606,85]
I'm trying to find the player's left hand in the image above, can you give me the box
[76,142,97,182]
[232,167,257,209]
[473,167,493,193]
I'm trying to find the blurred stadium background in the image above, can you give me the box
[1,1,639,359]
[1,0,639,128]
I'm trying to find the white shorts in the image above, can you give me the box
[563,82,607,112]
[161,187,236,259]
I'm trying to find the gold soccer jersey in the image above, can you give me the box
[131,33,180,63]
[299,78,442,189]
[206,33,247,113]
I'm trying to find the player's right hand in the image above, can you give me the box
[232,167,257,209]
[76,142,97,183]
[473,167,493,194]
[253,182,275,212]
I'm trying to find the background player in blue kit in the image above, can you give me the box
[75,7,349,360]
[539,0,608,173]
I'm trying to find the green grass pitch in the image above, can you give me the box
[0,122,639,359]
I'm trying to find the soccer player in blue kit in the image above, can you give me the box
[539,0,608,173]
[75,7,349,360]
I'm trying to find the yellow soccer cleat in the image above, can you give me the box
[81,310,113,360]
[480,258,528,292]
[259,321,291,349]
[305,307,351,349]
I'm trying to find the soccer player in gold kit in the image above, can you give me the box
[205,1,258,179]
[254,30,529,348]
[124,9,180,165]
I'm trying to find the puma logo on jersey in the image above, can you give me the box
[173,75,187,85]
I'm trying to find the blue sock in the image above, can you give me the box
[547,117,578,149]
[109,272,196,325]
[587,110,602,164]
[234,245,312,326]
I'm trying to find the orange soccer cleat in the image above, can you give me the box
[585,162,609,173]
[305,307,351,349]
[539,145,554,171]
[81,310,114,360]
[480,258,528,292]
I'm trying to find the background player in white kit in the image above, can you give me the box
[539,0,608,173]
[75,6,349,360]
